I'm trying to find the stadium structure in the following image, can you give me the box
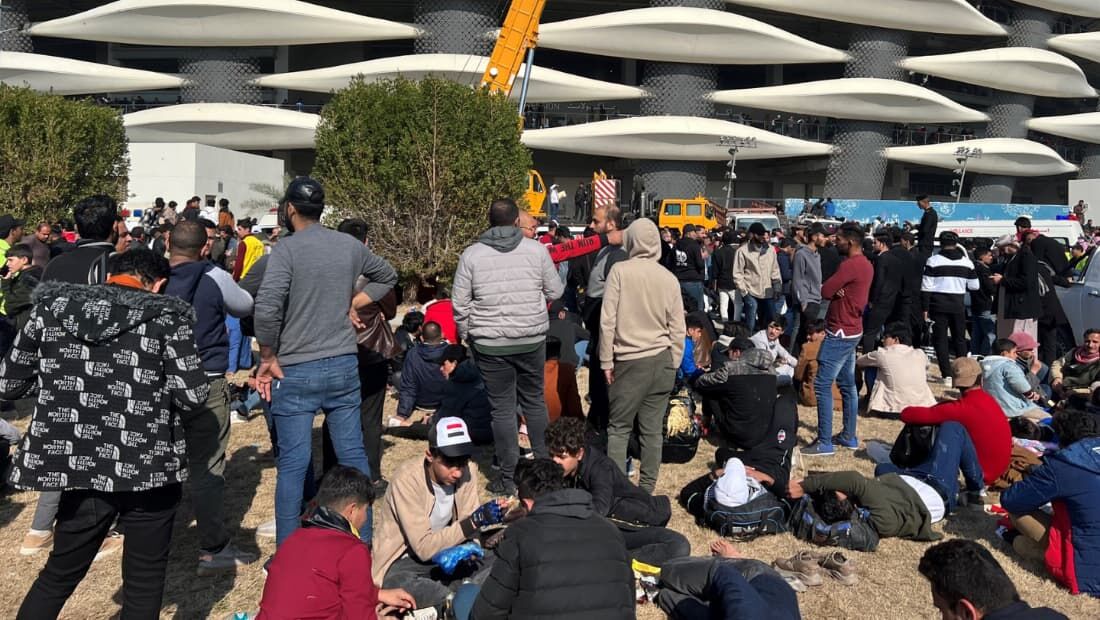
[3,0,1100,207]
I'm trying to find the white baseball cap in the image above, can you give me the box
[429,417,475,458]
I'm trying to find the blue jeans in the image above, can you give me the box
[813,334,859,445]
[680,281,705,313]
[741,296,776,334]
[875,421,983,513]
[271,355,371,546]
[970,311,996,356]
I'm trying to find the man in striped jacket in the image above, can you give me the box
[921,231,979,387]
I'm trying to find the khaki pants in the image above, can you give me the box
[1011,511,1050,563]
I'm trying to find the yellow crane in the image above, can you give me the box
[480,0,551,216]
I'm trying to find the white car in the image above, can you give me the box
[1058,255,1100,339]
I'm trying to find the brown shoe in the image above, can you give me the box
[773,551,824,587]
[20,530,53,556]
[818,550,859,586]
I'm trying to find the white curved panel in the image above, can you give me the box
[538,7,848,65]
[27,0,420,46]
[1010,1,1100,18]
[898,48,1096,99]
[710,78,988,124]
[1028,113,1100,145]
[521,116,831,161]
[0,51,183,95]
[885,138,1077,177]
[723,0,1006,36]
[1049,32,1100,64]
[253,54,645,103]
[124,104,318,150]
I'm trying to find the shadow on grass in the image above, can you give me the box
[160,442,267,619]
[942,510,1054,584]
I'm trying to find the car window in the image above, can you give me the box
[687,203,703,216]
[665,203,682,216]
[1085,256,1100,287]
[530,174,543,193]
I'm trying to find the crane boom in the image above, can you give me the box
[480,0,548,97]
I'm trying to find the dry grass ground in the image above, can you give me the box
[0,369,1098,619]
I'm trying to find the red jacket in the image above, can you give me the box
[423,299,458,344]
[258,525,378,620]
[901,387,1011,486]
[821,254,872,337]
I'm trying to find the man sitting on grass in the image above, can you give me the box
[547,417,690,567]
[259,466,416,618]
[374,418,508,612]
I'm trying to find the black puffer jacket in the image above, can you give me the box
[569,445,671,526]
[434,360,493,444]
[694,349,777,449]
[471,489,634,620]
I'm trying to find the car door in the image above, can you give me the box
[1060,255,1100,337]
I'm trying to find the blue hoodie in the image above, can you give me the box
[1002,437,1100,597]
[165,261,253,374]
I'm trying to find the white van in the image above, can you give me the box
[941,220,1084,248]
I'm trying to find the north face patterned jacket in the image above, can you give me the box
[0,281,209,493]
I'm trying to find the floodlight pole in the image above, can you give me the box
[718,136,758,210]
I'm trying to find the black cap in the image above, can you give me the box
[938,230,960,246]
[0,214,25,236]
[1014,216,1031,229]
[548,299,566,315]
[748,222,767,235]
[682,223,697,234]
[729,337,754,352]
[283,177,325,210]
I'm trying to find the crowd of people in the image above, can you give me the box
[0,182,1096,620]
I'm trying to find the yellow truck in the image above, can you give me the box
[657,196,726,232]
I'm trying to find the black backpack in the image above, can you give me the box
[627,391,702,464]
[788,496,880,552]
[679,473,789,541]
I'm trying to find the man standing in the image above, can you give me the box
[43,196,119,284]
[581,205,627,444]
[574,181,589,221]
[713,230,737,324]
[3,250,210,618]
[734,222,781,333]
[915,195,938,263]
[805,224,873,457]
[991,235,1040,340]
[600,218,685,492]
[862,230,905,353]
[792,224,825,349]
[20,222,51,269]
[255,177,397,546]
[548,183,561,223]
[452,198,564,495]
[164,220,258,574]
[180,196,202,222]
[1022,225,1076,364]
[921,231,979,387]
[0,214,26,353]
[970,248,998,356]
[673,224,707,312]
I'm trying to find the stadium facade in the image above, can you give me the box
[3,0,1100,208]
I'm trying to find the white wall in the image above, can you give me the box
[125,143,285,221]
[1069,179,1100,224]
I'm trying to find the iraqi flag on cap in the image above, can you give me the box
[430,417,475,458]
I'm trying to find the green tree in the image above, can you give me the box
[0,86,129,223]
[314,76,531,286]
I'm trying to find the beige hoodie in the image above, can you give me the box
[599,219,686,369]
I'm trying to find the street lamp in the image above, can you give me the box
[951,146,982,205]
[718,136,758,210]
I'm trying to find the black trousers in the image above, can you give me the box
[621,526,691,568]
[793,302,820,356]
[322,359,388,481]
[18,484,182,620]
[931,311,968,379]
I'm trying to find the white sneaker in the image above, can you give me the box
[230,411,250,425]
[256,518,276,539]
[943,377,953,389]
[94,531,124,562]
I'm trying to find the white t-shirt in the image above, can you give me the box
[900,475,945,523]
[429,481,456,532]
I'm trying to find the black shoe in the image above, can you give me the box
[372,478,389,497]
[487,477,516,497]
